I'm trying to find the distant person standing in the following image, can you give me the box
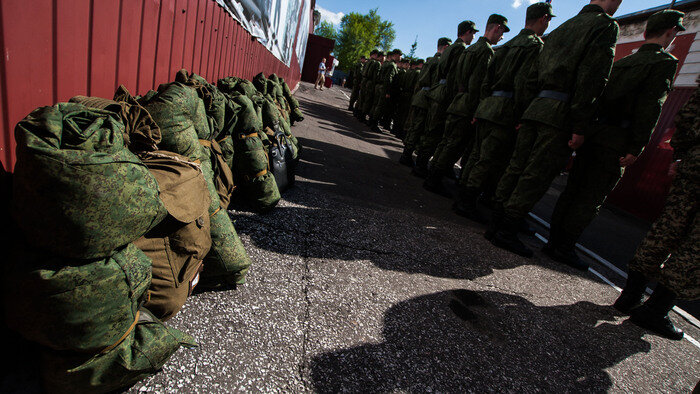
[315,58,327,90]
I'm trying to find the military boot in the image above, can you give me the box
[490,215,533,258]
[370,119,382,133]
[423,167,451,197]
[613,270,648,314]
[453,187,488,224]
[630,284,683,340]
[412,154,430,178]
[399,148,414,167]
[542,243,588,271]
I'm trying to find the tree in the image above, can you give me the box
[314,20,338,41]
[333,9,395,71]
[405,36,418,62]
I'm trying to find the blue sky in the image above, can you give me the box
[316,0,674,60]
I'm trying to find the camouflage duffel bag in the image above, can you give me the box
[134,150,212,321]
[12,103,167,259]
[144,83,251,288]
[4,242,151,352]
[41,307,195,394]
[229,94,280,212]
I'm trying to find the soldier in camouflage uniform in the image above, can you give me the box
[393,59,423,139]
[490,0,622,260]
[546,10,682,269]
[453,3,553,222]
[413,21,477,177]
[389,58,408,136]
[400,38,452,167]
[371,49,402,133]
[613,19,697,342]
[423,14,509,196]
[348,56,367,112]
[358,50,383,122]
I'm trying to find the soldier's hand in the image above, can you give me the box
[568,134,585,150]
[619,154,637,167]
[471,118,477,125]
[386,94,391,98]
[515,124,522,131]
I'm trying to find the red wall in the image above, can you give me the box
[301,34,335,84]
[0,0,309,171]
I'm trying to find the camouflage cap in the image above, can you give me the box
[487,14,510,33]
[459,20,479,35]
[437,37,453,47]
[377,50,387,57]
[646,10,686,33]
[527,2,556,20]
[391,48,403,56]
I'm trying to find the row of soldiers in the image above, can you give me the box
[351,0,698,341]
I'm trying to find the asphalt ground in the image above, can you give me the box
[3,82,697,393]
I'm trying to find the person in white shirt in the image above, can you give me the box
[315,58,327,90]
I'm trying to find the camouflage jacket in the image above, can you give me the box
[412,53,441,109]
[671,83,699,175]
[590,43,678,156]
[447,36,495,118]
[378,60,398,88]
[404,68,421,98]
[351,61,364,87]
[475,29,544,126]
[392,68,406,97]
[438,38,468,96]
[521,4,620,132]
[363,59,381,85]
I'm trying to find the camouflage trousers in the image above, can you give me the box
[349,84,361,109]
[460,120,516,196]
[502,121,573,220]
[417,94,450,159]
[548,145,623,250]
[403,105,429,152]
[371,84,388,120]
[360,81,375,116]
[431,113,475,173]
[393,98,411,132]
[629,166,699,300]
[492,121,539,207]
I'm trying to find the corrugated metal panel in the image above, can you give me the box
[606,87,697,222]
[0,0,306,170]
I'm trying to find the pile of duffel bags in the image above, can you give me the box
[0,69,303,393]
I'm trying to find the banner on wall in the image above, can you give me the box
[216,0,311,67]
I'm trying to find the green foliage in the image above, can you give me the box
[334,8,395,71]
[314,20,338,41]
[407,36,418,60]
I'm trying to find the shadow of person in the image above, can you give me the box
[309,290,651,392]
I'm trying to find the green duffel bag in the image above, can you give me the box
[41,307,195,394]
[4,242,150,353]
[144,83,251,287]
[278,76,304,122]
[12,103,167,259]
[134,150,212,321]
[229,94,280,212]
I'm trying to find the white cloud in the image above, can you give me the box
[512,0,539,9]
[316,5,344,26]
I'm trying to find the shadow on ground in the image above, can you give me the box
[309,289,650,392]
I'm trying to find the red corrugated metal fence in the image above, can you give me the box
[0,0,310,171]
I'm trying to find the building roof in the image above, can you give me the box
[616,0,700,25]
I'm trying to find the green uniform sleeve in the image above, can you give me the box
[570,23,619,134]
[385,65,397,88]
[627,60,678,156]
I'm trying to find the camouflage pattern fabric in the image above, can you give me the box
[372,60,398,121]
[279,76,304,122]
[502,4,619,221]
[41,307,195,394]
[402,53,441,152]
[12,103,167,259]
[5,242,150,352]
[462,120,516,194]
[431,114,474,173]
[134,150,212,321]
[548,43,678,250]
[629,83,699,300]
[360,59,381,117]
[492,121,539,208]
[349,61,364,109]
[144,82,251,287]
